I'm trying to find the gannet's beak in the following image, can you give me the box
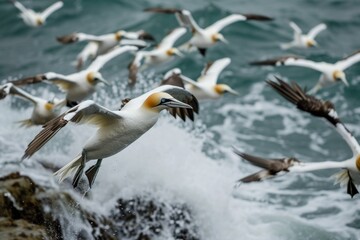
[218,35,229,44]
[163,98,192,109]
[98,76,111,86]
[227,88,239,95]
[174,49,184,57]
[342,77,349,87]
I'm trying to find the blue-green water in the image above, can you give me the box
[0,0,360,239]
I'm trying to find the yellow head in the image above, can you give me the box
[143,92,191,112]
[214,84,238,95]
[115,31,123,41]
[166,48,182,57]
[86,72,109,85]
[306,39,316,47]
[44,102,54,111]
[211,33,227,43]
[87,72,96,84]
[356,155,360,171]
[332,70,348,86]
[36,17,44,26]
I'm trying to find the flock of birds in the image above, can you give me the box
[2,1,360,198]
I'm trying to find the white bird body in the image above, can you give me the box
[13,1,63,27]
[281,22,327,50]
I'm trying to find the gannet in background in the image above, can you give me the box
[144,7,272,56]
[161,58,238,100]
[128,27,186,85]
[11,46,138,107]
[235,78,360,198]
[12,1,63,27]
[57,30,154,69]
[22,85,199,188]
[0,83,65,126]
[280,22,327,50]
[250,50,360,93]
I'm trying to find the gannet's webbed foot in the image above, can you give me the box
[72,151,87,188]
[347,172,359,198]
[85,159,103,188]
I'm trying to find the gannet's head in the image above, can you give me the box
[143,92,192,112]
[306,39,317,47]
[36,17,44,26]
[87,72,110,86]
[333,70,349,86]
[355,155,360,171]
[44,101,54,111]
[115,31,125,41]
[214,84,239,96]
[166,48,183,57]
[284,157,300,167]
[211,33,228,44]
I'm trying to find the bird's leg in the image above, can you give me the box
[72,150,87,188]
[347,172,359,198]
[85,159,103,188]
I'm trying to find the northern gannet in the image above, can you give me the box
[12,1,63,27]
[280,22,327,50]
[57,30,154,69]
[144,7,272,56]
[11,46,138,107]
[22,85,199,188]
[161,58,238,100]
[128,27,186,84]
[250,51,360,93]
[0,83,65,126]
[236,78,360,198]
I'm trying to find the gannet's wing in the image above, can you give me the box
[335,50,360,70]
[127,51,146,85]
[307,23,327,39]
[40,1,63,20]
[289,21,302,34]
[157,27,187,50]
[22,100,123,159]
[57,33,106,44]
[0,83,41,103]
[198,57,231,85]
[267,78,360,155]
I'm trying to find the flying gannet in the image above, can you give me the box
[250,51,360,93]
[235,78,360,198]
[144,7,272,56]
[0,83,65,126]
[11,46,138,107]
[128,27,186,85]
[280,22,327,50]
[12,1,63,27]
[22,85,199,188]
[57,30,154,69]
[161,58,238,100]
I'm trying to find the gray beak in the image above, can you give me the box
[163,98,192,109]
[97,76,111,86]
[342,77,349,87]
[227,88,239,95]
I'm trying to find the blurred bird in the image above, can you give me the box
[0,83,65,126]
[161,58,238,100]
[11,46,138,107]
[12,0,63,27]
[236,78,360,198]
[280,22,327,50]
[128,27,186,85]
[22,85,199,188]
[250,50,360,93]
[144,7,272,56]
[57,30,154,69]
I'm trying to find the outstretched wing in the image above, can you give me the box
[57,32,105,44]
[11,72,74,86]
[198,57,231,85]
[22,100,123,159]
[87,45,138,72]
[40,1,63,20]
[122,30,155,41]
[160,68,185,88]
[335,50,360,70]
[206,13,272,33]
[250,56,325,73]
[307,23,327,39]
[128,51,145,85]
[289,21,302,34]
[267,77,360,155]
[157,27,187,50]
[0,83,41,103]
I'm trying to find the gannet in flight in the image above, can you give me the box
[11,46,138,107]
[57,30,154,69]
[144,7,272,56]
[128,27,186,84]
[250,51,360,93]
[22,85,199,188]
[12,1,63,27]
[280,22,327,50]
[236,78,360,198]
[0,83,65,126]
[161,58,238,100]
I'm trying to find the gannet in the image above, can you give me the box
[57,30,154,69]
[161,58,238,100]
[128,27,186,84]
[12,1,63,27]
[250,51,360,93]
[22,85,199,188]
[11,46,138,107]
[144,7,272,56]
[0,83,65,126]
[280,22,327,50]
[236,78,360,198]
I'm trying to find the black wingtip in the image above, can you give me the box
[243,14,273,21]
[347,177,359,198]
